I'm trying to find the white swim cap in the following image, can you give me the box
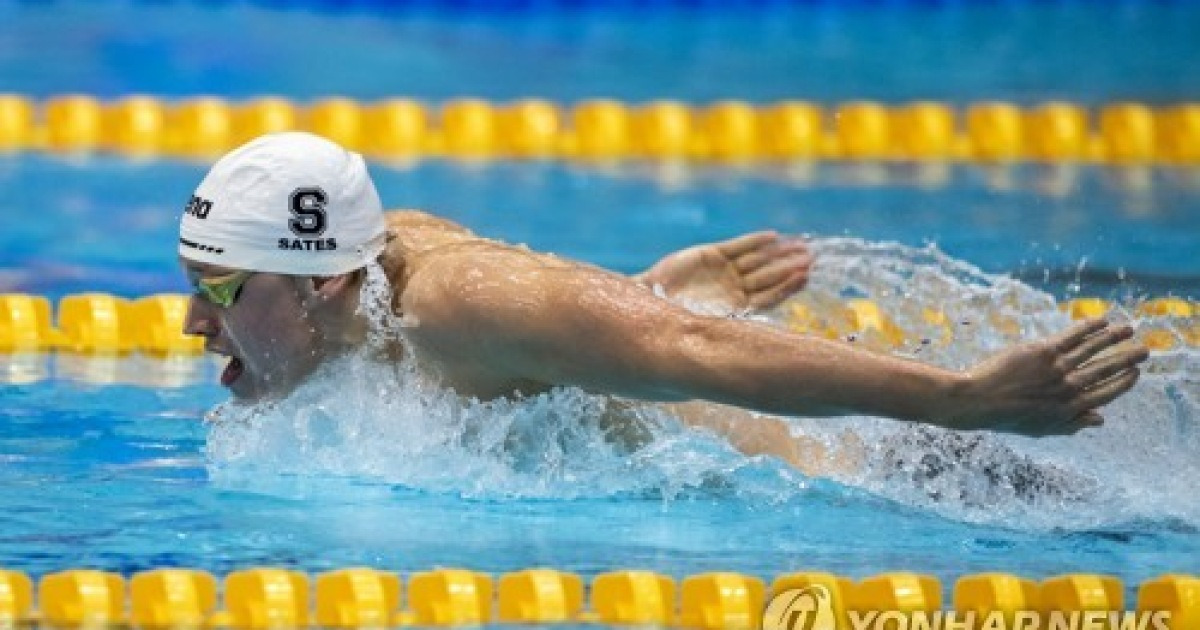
[179,131,387,276]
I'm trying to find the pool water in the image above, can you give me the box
[1,0,1199,599]
[4,158,1200,298]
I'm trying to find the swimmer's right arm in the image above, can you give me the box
[402,253,1148,437]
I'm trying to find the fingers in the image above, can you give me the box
[1050,318,1109,353]
[1069,368,1142,416]
[732,242,790,274]
[1077,411,1105,428]
[1067,341,1149,390]
[742,246,813,309]
[748,271,810,310]
[1027,344,1141,436]
[732,237,811,274]
[1032,408,1104,436]
[743,253,813,292]
[719,234,811,310]
[1060,323,1135,369]
[715,231,780,260]
[1057,411,1105,434]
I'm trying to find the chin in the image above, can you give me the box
[226,378,259,401]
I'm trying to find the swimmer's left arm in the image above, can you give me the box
[405,253,950,417]
[403,251,1146,436]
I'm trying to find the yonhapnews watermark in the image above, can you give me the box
[763,585,1172,630]
[764,585,839,630]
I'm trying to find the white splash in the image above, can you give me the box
[205,238,1199,531]
[206,262,799,501]
[776,238,1199,530]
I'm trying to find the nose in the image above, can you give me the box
[183,295,219,337]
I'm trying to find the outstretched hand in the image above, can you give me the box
[637,231,813,312]
[951,319,1149,436]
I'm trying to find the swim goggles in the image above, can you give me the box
[188,269,254,308]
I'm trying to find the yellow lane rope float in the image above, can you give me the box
[1,94,1197,164]
[1,294,1196,357]
[0,568,1196,628]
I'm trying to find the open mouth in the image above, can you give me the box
[209,346,245,388]
[220,356,245,387]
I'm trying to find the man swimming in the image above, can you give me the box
[180,132,1149,462]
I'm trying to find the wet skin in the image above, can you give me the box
[184,210,1149,451]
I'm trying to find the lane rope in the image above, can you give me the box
[1,293,1196,357]
[1,568,1196,627]
[1,95,1197,164]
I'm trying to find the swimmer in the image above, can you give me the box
[180,132,1149,465]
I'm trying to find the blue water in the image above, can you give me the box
[1,0,1199,599]
[2,1,1199,103]
[3,158,1199,299]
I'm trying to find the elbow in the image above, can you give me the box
[662,316,828,416]
[648,315,759,403]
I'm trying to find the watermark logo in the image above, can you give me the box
[761,588,1172,630]
[841,611,1169,630]
[763,585,837,630]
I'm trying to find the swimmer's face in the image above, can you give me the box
[181,260,325,401]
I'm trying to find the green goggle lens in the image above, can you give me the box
[189,271,253,308]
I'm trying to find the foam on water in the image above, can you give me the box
[791,239,1200,530]
[206,263,798,501]
[205,239,1199,531]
